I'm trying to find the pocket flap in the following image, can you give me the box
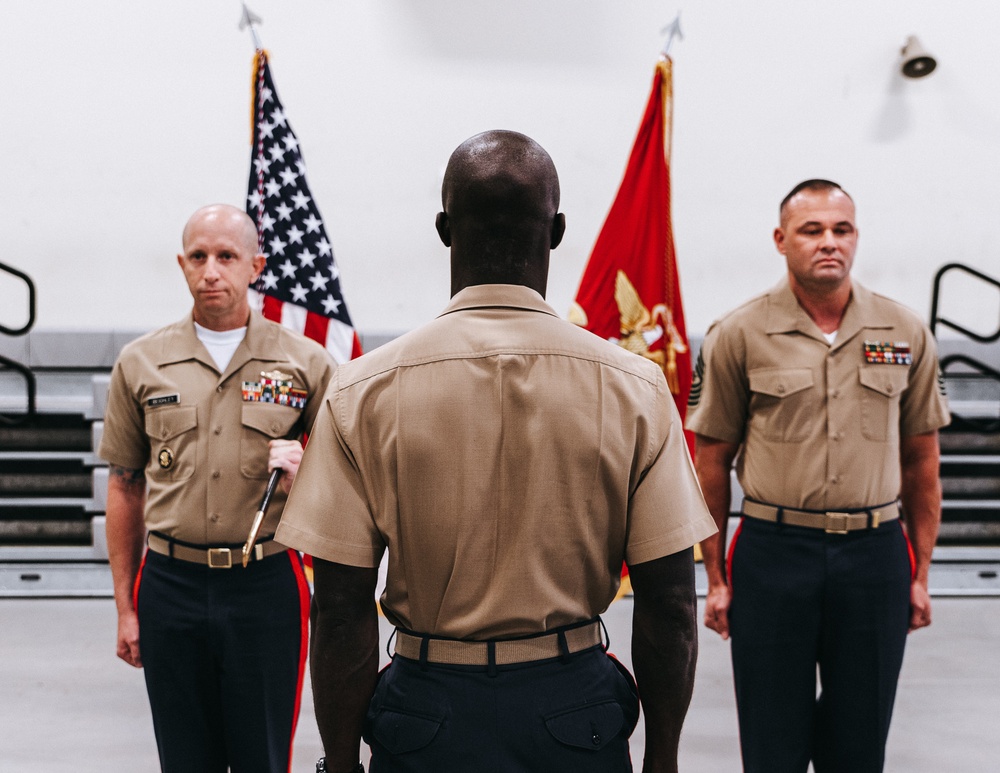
[859,366,908,397]
[241,402,300,439]
[368,708,442,755]
[144,405,197,442]
[544,701,624,751]
[748,368,814,399]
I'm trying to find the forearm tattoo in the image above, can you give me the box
[109,465,146,487]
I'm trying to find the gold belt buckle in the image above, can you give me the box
[208,547,233,569]
[824,512,850,535]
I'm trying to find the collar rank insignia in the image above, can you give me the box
[863,340,912,366]
[242,370,307,409]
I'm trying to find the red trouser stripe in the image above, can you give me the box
[726,517,744,591]
[131,550,148,612]
[286,550,311,773]
[902,527,917,580]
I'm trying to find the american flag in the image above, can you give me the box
[246,49,362,363]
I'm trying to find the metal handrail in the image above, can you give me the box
[0,260,36,336]
[930,262,1000,343]
[0,353,36,427]
[929,263,1000,434]
[0,260,37,424]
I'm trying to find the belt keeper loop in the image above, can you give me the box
[168,539,175,560]
[557,630,571,663]
[775,506,784,529]
[487,641,497,678]
[866,509,874,529]
[418,636,430,671]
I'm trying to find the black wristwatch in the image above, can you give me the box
[315,759,363,773]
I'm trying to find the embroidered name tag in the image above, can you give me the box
[863,340,912,365]
[147,394,180,407]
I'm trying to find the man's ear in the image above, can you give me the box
[435,212,451,247]
[550,213,566,249]
[773,227,786,255]
[251,253,267,283]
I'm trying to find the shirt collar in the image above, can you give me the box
[765,276,890,349]
[155,310,281,377]
[438,284,559,319]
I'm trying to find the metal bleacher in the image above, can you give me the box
[1,260,999,597]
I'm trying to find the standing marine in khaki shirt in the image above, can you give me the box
[100,204,335,772]
[686,180,950,773]
[277,130,716,773]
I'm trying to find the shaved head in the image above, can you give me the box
[182,204,260,256]
[438,130,565,296]
[177,203,265,331]
[442,130,560,221]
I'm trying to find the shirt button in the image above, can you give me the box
[217,385,224,393]
[831,475,840,484]
[212,471,221,479]
[209,513,220,523]
[831,390,840,399]
[776,384,786,395]
[214,426,222,435]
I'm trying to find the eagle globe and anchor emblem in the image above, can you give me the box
[568,270,688,395]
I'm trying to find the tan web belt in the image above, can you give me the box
[742,500,899,534]
[394,620,604,667]
[147,532,287,568]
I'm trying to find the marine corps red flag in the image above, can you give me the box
[246,49,363,363]
[571,56,692,446]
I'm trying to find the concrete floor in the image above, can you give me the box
[1,596,998,772]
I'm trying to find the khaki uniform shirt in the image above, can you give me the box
[277,284,716,639]
[100,311,335,545]
[686,278,950,510]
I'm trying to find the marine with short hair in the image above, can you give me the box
[687,180,950,772]
[101,203,335,772]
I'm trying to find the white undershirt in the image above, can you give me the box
[823,330,838,345]
[194,322,247,372]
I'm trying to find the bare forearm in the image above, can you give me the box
[694,437,739,586]
[311,562,380,770]
[900,432,942,584]
[105,468,147,614]
[630,550,698,773]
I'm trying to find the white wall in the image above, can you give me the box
[2,1,998,341]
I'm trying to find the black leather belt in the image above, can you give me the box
[742,499,899,534]
[147,532,287,568]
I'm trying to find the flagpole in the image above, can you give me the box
[241,2,267,254]
[660,13,683,58]
[239,2,264,51]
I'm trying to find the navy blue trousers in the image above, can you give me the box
[136,548,309,773]
[364,646,639,773]
[728,517,912,773]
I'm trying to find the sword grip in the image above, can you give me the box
[242,468,284,567]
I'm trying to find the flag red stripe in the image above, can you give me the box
[303,310,329,344]
[261,294,284,323]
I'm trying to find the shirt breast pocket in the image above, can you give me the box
[859,366,909,442]
[144,405,198,481]
[747,368,815,443]
[240,403,302,479]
